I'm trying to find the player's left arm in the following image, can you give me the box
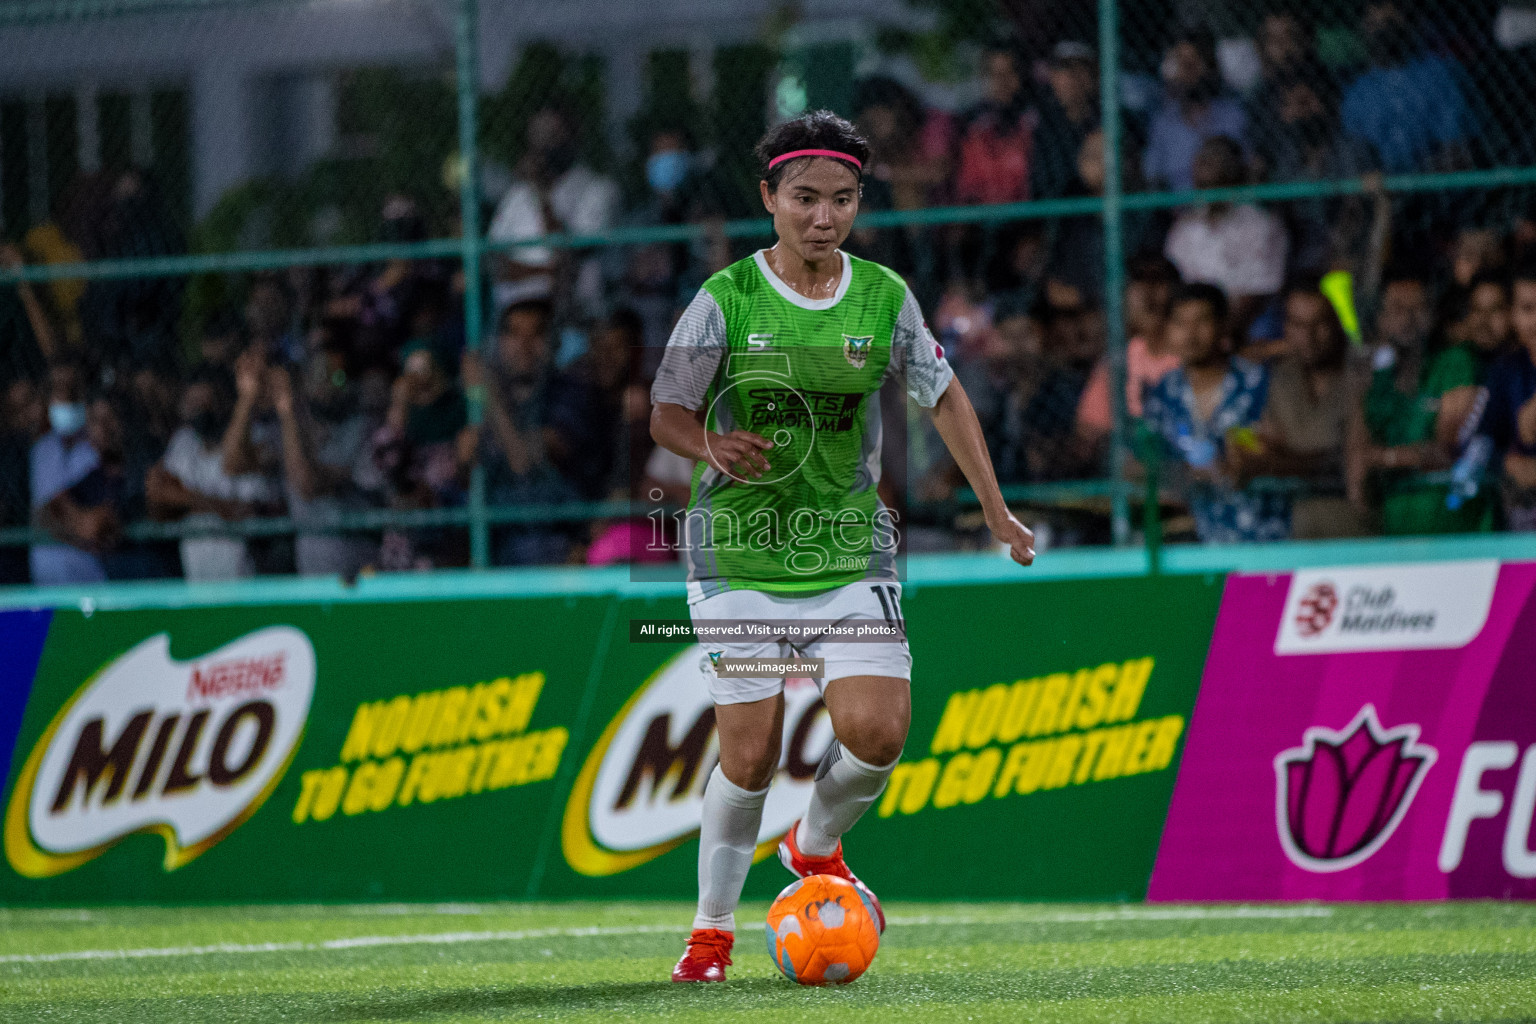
[930,378,1034,567]
[894,285,1034,567]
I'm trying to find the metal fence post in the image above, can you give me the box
[456,0,489,569]
[1098,0,1131,549]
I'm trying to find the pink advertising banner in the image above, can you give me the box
[1150,559,1536,901]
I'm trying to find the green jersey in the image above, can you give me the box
[651,249,954,600]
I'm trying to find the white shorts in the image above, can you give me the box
[689,580,912,705]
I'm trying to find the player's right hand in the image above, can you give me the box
[704,430,774,480]
[988,509,1036,567]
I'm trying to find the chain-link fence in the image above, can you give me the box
[2,0,1534,585]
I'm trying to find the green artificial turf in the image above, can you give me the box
[2,901,1534,1023]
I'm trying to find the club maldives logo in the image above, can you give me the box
[561,645,831,876]
[5,628,315,877]
[1294,582,1338,637]
[1275,561,1499,655]
[1274,705,1436,873]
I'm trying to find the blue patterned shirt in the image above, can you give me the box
[1143,356,1291,543]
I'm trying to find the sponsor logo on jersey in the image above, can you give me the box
[5,628,315,878]
[1274,705,1435,873]
[745,386,863,432]
[562,646,831,876]
[842,334,873,368]
[1274,561,1498,654]
[748,333,774,350]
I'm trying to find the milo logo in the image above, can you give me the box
[5,628,315,877]
[562,645,831,876]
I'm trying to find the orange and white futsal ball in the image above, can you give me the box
[764,874,880,984]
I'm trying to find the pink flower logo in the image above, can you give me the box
[1274,705,1437,872]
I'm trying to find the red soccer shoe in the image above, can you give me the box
[671,928,733,982]
[777,819,886,934]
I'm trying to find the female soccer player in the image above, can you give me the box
[650,110,1034,982]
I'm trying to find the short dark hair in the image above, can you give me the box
[1172,25,1218,69]
[1127,252,1181,286]
[1284,273,1325,298]
[498,298,554,332]
[603,306,645,341]
[755,110,870,191]
[1467,268,1510,298]
[1510,259,1536,289]
[1169,281,1229,325]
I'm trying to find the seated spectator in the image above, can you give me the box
[1260,74,1376,275]
[1143,28,1250,193]
[932,278,999,367]
[147,367,282,581]
[369,341,471,570]
[29,362,107,585]
[852,77,952,279]
[953,43,1036,206]
[270,351,379,579]
[1229,282,1369,538]
[1472,261,1536,530]
[1349,272,1486,535]
[324,197,449,369]
[79,168,185,371]
[1031,41,1100,201]
[855,76,953,212]
[1164,136,1288,337]
[1341,1,1475,174]
[962,302,1094,485]
[196,309,244,372]
[1142,283,1289,543]
[1045,132,1154,311]
[1076,253,1183,445]
[1045,131,1107,308]
[76,396,176,583]
[464,299,605,566]
[60,395,173,580]
[620,126,703,358]
[487,103,620,319]
[0,378,42,583]
[1450,226,1506,292]
[1449,271,1513,369]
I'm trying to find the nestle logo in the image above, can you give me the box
[1295,582,1338,637]
[187,652,287,702]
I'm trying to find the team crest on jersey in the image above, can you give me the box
[842,335,873,369]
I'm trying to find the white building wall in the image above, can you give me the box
[0,0,911,217]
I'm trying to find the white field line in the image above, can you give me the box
[0,905,1333,966]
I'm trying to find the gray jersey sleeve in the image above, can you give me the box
[650,289,727,411]
[891,286,955,408]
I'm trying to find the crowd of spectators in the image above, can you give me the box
[4,0,1536,583]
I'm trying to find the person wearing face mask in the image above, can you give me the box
[486,103,620,321]
[147,368,282,581]
[1143,27,1251,193]
[28,362,107,584]
[620,127,702,361]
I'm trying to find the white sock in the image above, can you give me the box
[797,743,897,858]
[692,764,769,932]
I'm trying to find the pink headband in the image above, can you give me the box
[767,148,863,171]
